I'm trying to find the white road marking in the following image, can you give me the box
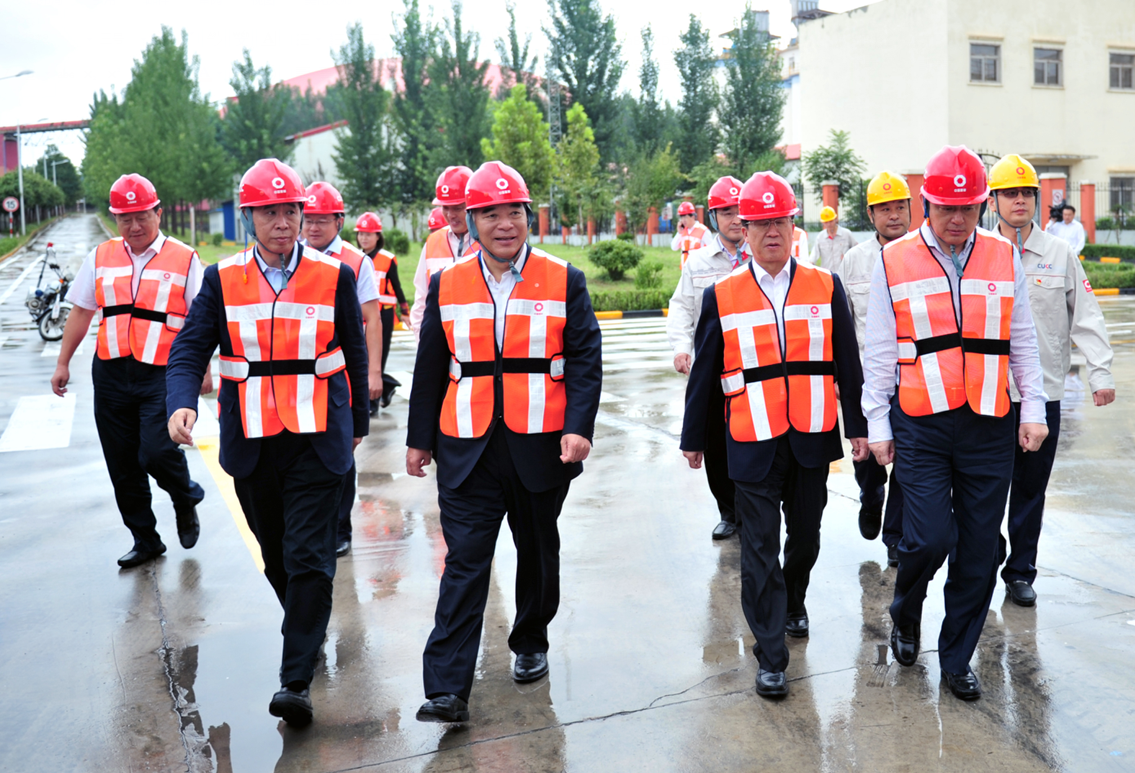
[40,338,84,358]
[0,257,44,306]
[193,396,220,438]
[0,393,76,452]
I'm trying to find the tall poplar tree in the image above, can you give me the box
[674,15,719,173]
[632,26,664,155]
[221,51,294,169]
[390,0,437,204]
[427,1,491,170]
[718,7,784,173]
[332,23,395,211]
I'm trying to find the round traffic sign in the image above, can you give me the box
[2,197,18,213]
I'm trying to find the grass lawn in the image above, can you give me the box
[1082,259,1135,289]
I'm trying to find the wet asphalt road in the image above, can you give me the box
[1,214,1134,772]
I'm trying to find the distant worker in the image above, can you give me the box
[302,181,383,559]
[835,171,911,566]
[1046,204,1086,257]
[791,224,809,262]
[666,176,747,540]
[671,201,710,269]
[427,207,446,233]
[989,154,1114,607]
[166,158,369,726]
[407,161,602,724]
[681,172,868,699]
[355,212,410,410]
[861,146,1048,701]
[809,205,856,270]
[51,173,209,569]
[409,166,479,336]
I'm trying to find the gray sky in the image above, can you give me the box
[2,0,874,170]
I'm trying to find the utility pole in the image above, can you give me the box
[546,50,562,229]
[16,124,25,236]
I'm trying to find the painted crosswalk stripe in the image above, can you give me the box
[0,393,76,452]
[0,257,44,306]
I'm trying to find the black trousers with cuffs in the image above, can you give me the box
[704,384,737,525]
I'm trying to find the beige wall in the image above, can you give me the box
[289,129,343,189]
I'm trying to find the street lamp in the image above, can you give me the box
[0,70,33,81]
[4,70,37,236]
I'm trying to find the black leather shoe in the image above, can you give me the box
[174,505,200,549]
[755,669,788,698]
[335,539,351,558]
[886,544,899,568]
[942,667,982,701]
[118,545,166,569]
[416,694,470,723]
[890,622,920,667]
[1005,580,1037,607]
[269,687,313,726]
[711,520,737,540]
[858,506,882,540]
[785,611,809,638]
[512,652,549,683]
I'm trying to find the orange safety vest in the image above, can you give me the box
[422,226,478,279]
[791,227,807,259]
[324,240,365,280]
[883,229,1014,418]
[717,261,838,442]
[216,247,348,439]
[94,237,195,366]
[677,222,710,269]
[371,249,399,306]
[437,249,568,438]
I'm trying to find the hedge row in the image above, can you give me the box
[1082,244,1135,262]
[1082,261,1135,289]
[590,289,671,312]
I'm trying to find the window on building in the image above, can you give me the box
[1034,48,1062,86]
[970,43,1000,83]
[1111,52,1135,90]
[1111,178,1135,215]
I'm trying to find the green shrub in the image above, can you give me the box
[616,231,636,242]
[634,261,664,289]
[590,289,670,312]
[1095,217,1115,231]
[587,239,643,280]
[1082,261,1135,289]
[211,232,223,246]
[386,228,411,255]
[1081,244,1135,262]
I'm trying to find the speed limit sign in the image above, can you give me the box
[1,197,17,213]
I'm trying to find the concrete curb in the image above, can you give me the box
[1092,287,1135,296]
[0,217,61,265]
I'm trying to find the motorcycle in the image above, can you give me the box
[24,242,73,341]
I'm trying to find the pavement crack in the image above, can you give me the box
[646,666,745,707]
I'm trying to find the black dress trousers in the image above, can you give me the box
[703,384,737,524]
[423,425,569,701]
[232,432,346,687]
[92,356,203,553]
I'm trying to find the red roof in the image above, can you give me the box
[279,58,518,96]
[285,120,348,141]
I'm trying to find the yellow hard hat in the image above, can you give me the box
[989,154,1039,190]
[866,172,911,206]
[819,206,837,222]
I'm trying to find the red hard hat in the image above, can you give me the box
[707,176,744,210]
[428,207,446,230]
[433,165,474,206]
[355,212,382,233]
[305,181,345,215]
[108,174,160,214]
[677,201,696,216]
[465,161,532,211]
[739,172,800,221]
[921,145,989,206]
[239,158,306,208]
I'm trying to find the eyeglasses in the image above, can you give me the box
[305,217,339,227]
[744,217,792,232]
[997,188,1037,200]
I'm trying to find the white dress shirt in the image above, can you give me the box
[305,234,380,304]
[68,232,204,311]
[254,243,301,293]
[860,224,1048,443]
[750,258,793,351]
[1046,218,1086,256]
[481,248,528,348]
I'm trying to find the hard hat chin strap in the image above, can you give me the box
[707,208,720,233]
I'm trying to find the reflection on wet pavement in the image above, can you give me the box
[1,223,1134,771]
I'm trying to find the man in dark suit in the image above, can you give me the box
[165,159,369,727]
[681,172,868,699]
[406,161,602,724]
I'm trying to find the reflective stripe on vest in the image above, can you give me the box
[217,247,347,438]
[372,249,399,305]
[883,229,1014,418]
[438,249,569,438]
[678,223,709,269]
[327,241,365,280]
[94,237,194,365]
[423,226,478,278]
[717,261,837,442]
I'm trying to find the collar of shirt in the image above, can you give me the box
[480,245,528,289]
[713,233,744,266]
[303,234,342,256]
[123,232,166,261]
[919,222,975,268]
[450,229,469,256]
[750,257,792,288]
[254,242,301,276]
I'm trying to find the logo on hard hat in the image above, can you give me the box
[883,183,892,191]
[126,191,137,201]
[729,187,739,196]
[762,192,775,205]
[954,174,967,187]
[496,178,510,190]
[307,195,316,204]
[441,185,450,195]
[1016,166,1025,176]
[272,177,286,190]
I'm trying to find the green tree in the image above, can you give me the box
[481,84,556,202]
[221,50,294,170]
[718,7,784,173]
[495,2,541,107]
[624,144,683,239]
[544,0,625,161]
[36,145,81,205]
[390,0,437,205]
[81,90,125,205]
[674,15,719,173]
[331,23,395,211]
[428,1,491,169]
[0,171,65,209]
[632,26,664,156]
[801,129,866,204]
[555,103,601,227]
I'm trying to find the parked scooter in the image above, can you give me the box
[24,242,73,341]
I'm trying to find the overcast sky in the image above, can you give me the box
[2,0,875,170]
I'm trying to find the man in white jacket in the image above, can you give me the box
[667,176,748,539]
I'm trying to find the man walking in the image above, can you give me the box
[671,200,710,269]
[809,206,856,269]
